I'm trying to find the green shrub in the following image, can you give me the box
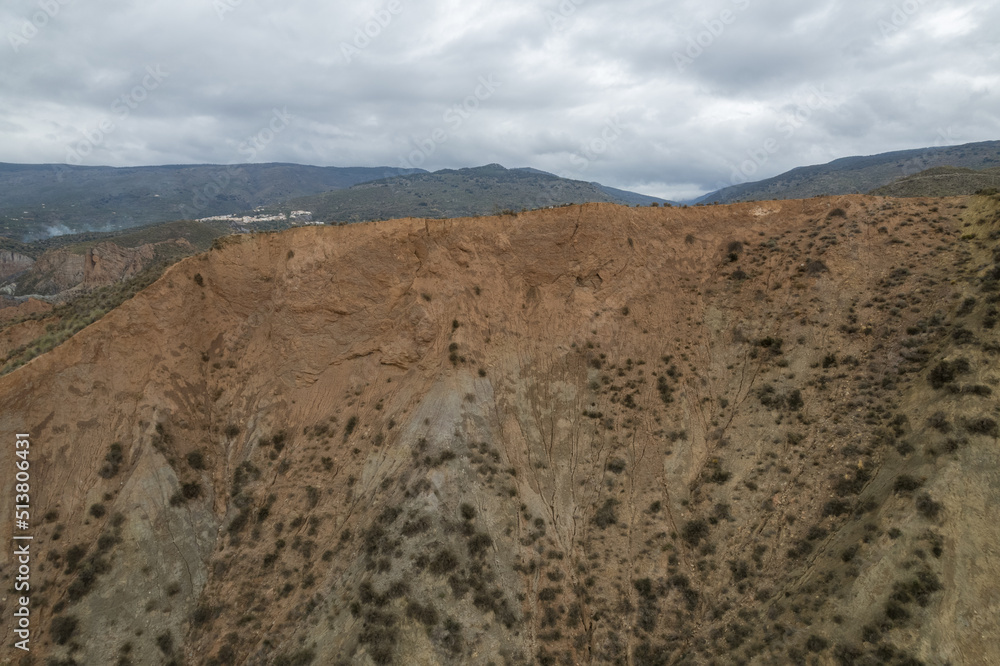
[823,499,851,516]
[929,358,970,389]
[786,540,813,560]
[707,465,731,484]
[957,297,977,316]
[834,467,871,496]
[805,635,829,652]
[634,641,671,666]
[804,259,829,276]
[965,416,998,437]
[893,475,923,493]
[729,560,749,582]
[884,600,910,622]
[51,614,78,644]
[593,499,618,529]
[681,519,709,546]
[99,442,124,478]
[186,450,206,469]
[927,412,951,433]
[805,525,828,541]
[467,532,492,557]
[64,544,88,572]
[786,389,803,410]
[439,617,464,656]
[156,631,174,655]
[656,375,674,404]
[633,577,656,600]
[916,493,943,519]
[893,569,942,607]
[834,644,864,663]
[949,384,992,396]
[406,601,439,626]
[428,549,458,575]
[538,587,560,601]
[272,649,316,666]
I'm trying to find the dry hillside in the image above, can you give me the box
[1,196,999,666]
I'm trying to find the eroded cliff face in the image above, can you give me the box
[81,241,157,289]
[0,251,34,280]
[1,198,998,665]
[13,249,85,295]
[4,239,190,298]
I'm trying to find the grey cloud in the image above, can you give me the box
[1,0,996,200]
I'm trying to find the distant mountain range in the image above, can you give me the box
[0,162,668,241]
[0,162,425,241]
[694,140,1000,204]
[265,164,670,224]
[6,140,1000,243]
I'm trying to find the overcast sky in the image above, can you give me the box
[1,0,998,200]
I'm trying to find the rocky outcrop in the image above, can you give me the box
[0,250,34,279]
[8,239,186,296]
[82,241,156,289]
[16,248,85,294]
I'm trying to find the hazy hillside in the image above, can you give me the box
[0,220,230,363]
[870,166,1000,197]
[2,194,998,665]
[0,163,425,241]
[272,164,669,223]
[594,183,676,207]
[0,219,228,293]
[696,140,1000,204]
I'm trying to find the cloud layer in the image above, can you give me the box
[2,0,998,199]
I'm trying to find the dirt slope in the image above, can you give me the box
[1,196,998,665]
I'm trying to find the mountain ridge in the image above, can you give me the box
[870,166,1000,197]
[694,140,1000,204]
[268,164,670,223]
[0,162,427,241]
